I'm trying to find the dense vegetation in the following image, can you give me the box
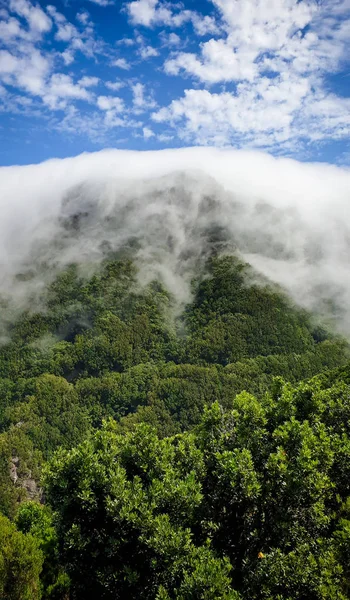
[0,253,349,599]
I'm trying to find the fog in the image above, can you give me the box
[0,147,350,335]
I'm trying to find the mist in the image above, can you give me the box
[0,147,350,336]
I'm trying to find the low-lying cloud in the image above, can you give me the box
[0,147,350,335]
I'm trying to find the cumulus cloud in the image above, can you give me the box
[10,0,52,34]
[95,94,132,129]
[160,31,181,47]
[97,94,124,111]
[0,1,107,120]
[127,0,168,27]
[157,0,350,149]
[78,75,99,87]
[50,82,154,142]
[105,79,125,91]
[76,11,90,26]
[1,0,349,154]
[134,33,160,60]
[0,47,50,96]
[132,82,157,112]
[112,57,131,70]
[43,73,93,109]
[47,5,106,62]
[126,0,217,34]
[143,126,154,138]
[87,0,115,6]
[152,79,312,147]
[139,44,159,59]
[0,148,350,338]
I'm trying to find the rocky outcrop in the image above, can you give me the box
[9,455,42,502]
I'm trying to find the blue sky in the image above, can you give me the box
[0,0,349,166]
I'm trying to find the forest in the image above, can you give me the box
[0,252,350,599]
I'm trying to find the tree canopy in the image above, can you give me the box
[0,254,349,599]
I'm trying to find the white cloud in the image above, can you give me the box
[2,148,350,334]
[79,76,99,87]
[52,104,129,143]
[135,34,159,59]
[97,95,124,111]
[0,1,104,115]
[105,80,125,91]
[0,39,95,111]
[0,0,147,138]
[152,77,350,150]
[55,21,77,42]
[61,50,74,65]
[43,73,93,109]
[1,0,349,156]
[126,0,210,32]
[160,32,181,47]
[212,0,312,34]
[86,0,114,6]
[143,126,154,138]
[76,11,90,25]
[132,82,156,111]
[0,3,52,47]
[46,4,106,63]
[0,47,50,96]
[0,16,31,43]
[112,58,131,70]
[155,0,350,149]
[0,1,117,123]
[46,5,65,24]
[9,0,52,34]
[117,37,134,46]
[157,133,173,142]
[165,38,258,83]
[0,50,19,75]
[94,95,146,131]
[132,82,145,107]
[127,0,159,27]
[191,13,219,36]
[163,0,319,85]
[139,45,159,59]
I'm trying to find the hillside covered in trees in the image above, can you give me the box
[1,252,350,599]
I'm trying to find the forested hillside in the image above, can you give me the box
[0,253,350,599]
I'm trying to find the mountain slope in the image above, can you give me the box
[0,251,349,599]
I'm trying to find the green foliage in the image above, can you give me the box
[0,512,43,600]
[16,502,69,600]
[0,253,349,599]
[0,427,42,518]
[6,375,91,458]
[247,543,346,600]
[0,255,344,385]
[44,422,235,599]
[44,369,350,599]
[182,256,318,363]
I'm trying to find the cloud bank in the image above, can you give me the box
[0,147,350,335]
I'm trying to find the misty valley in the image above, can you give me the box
[1,160,350,600]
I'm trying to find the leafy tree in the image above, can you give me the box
[44,421,238,599]
[44,372,350,599]
[0,512,43,600]
[16,502,70,600]
[0,253,349,598]
[6,375,91,458]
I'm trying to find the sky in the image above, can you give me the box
[0,0,349,166]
